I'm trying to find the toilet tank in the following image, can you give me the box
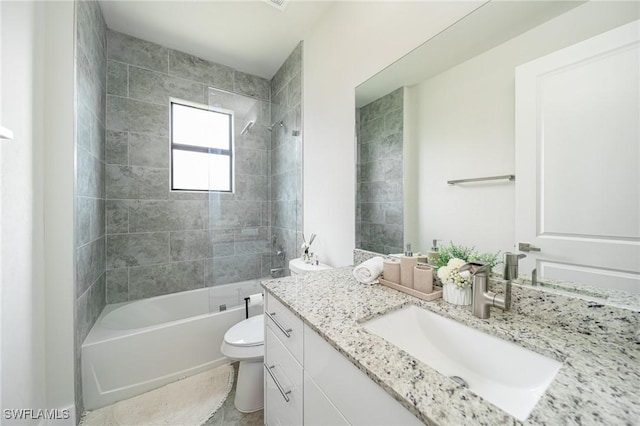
[289,258,332,275]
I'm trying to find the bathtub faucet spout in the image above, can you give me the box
[270,267,284,278]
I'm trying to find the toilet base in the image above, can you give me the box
[234,360,264,413]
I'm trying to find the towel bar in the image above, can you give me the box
[447,174,515,185]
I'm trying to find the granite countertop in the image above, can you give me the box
[261,267,640,425]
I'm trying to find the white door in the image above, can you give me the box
[515,20,640,294]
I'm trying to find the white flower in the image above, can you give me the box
[301,242,310,251]
[447,258,466,270]
[437,265,451,281]
[458,270,471,279]
[439,258,472,289]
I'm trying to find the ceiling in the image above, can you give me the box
[99,0,336,80]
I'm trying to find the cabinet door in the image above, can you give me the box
[304,324,422,425]
[304,371,349,426]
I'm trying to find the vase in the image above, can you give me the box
[443,283,472,305]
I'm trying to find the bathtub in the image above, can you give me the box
[82,279,265,410]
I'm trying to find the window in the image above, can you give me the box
[170,100,234,192]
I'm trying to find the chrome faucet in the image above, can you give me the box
[503,252,526,281]
[459,253,525,319]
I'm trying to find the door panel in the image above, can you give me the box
[515,20,640,293]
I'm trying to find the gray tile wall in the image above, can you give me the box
[356,88,404,255]
[104,30,273,303]
[270,43,303,275]
[75,0,107,417]
[353,248,388,265]
[207,86,273,286]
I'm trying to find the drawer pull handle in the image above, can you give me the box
[265,363,291,402]
[266,312,292,338]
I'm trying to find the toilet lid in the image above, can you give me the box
[224,315,264,347]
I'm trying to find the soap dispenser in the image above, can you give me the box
[400,243,417,288]
[428,239,440,265]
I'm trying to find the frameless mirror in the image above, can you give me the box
[355,1,640,307]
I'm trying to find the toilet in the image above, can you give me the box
[220,314,265,413]
[221,260,332,413]
[289,258,332,275]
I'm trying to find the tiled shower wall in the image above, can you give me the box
[356,88,404,254]
[271,44,303,275]
[104,30,274,303]
[75,0,107,415]
[73,8,303,414]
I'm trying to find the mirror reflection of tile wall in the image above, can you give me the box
[356,88,404,255]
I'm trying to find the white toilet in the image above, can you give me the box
[289,258,332,275]
[220,314,264,413]
[221,261,332,413]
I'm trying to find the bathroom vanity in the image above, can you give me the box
[262,267,639,425]
[264,292,419,425]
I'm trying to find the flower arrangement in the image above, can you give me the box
[437,258,472,289]
[435,242,501,289]
[301,233,317,263]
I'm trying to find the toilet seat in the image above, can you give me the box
[224,315,263,347]
[221,315,264,361]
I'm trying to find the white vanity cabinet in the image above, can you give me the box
[304,324,422,426]
[264,292,422,425]
[303,371,349,425]
[264,294,304,426]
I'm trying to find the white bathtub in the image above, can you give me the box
[82,280,265,410]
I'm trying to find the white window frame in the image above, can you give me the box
[170,98,235,193]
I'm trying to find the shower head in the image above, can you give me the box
[240,121,254,135]
[267,121,284,132]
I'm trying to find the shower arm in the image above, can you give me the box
[267,120,284,131]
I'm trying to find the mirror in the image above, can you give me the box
[355,1,640,305]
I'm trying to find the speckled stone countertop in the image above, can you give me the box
[261,267,639,425]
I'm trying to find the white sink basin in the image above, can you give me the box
[363,305,562,421]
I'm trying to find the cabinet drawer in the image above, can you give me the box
[265,293,304,363]
[265,327,303,426]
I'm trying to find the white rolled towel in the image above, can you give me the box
[353,256,385,284]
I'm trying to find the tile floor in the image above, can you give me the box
[204,363,264,426]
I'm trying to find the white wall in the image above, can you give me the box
[1,1,47,420]
[303,1,485,266]
[304,1,640,266]
[0,0,4,411]
[1,1,75,422]
[43,0,75,417]
[413,1,640,257]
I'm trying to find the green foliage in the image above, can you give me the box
[436,241,501,269]
[471,251,502,269]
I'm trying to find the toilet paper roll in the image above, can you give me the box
[248,293,263,305]
[383,259,401,284]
